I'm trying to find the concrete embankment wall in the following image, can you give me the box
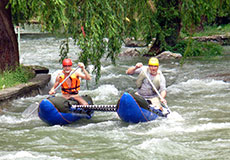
[0,66,51,106]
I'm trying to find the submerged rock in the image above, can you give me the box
[206,73,230,82]
[156,51,182,60]
[124,38,147,47]
[119,48,141,57]
[187,34,230,45]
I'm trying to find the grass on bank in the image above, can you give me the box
[0,66,35,90]
[192,24,230,37]
[180,24,230,38]
[167,24,230,57]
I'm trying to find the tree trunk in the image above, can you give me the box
[0,0,19,72]
[147,34,161,56]
[148,0,182,56]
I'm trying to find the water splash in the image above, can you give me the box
[167,111,184,121]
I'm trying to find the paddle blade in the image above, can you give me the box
[22,102,39,118]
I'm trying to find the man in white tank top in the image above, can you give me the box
[126,57,167,110]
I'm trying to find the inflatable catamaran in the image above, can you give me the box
[38,92,168,125]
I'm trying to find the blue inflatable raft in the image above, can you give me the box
[38,96,94,126]
[117,92,167,123]
[38,92,167,125]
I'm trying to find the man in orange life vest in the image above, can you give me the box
[49,58,91,105]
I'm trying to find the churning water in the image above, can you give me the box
[0,34,230,160]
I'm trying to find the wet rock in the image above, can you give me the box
[207,73,230,82]
[24,65,49,74]
[119,48,141,57]
[124,38,147,47]
[185,34,230,45]
[156,51,182,60]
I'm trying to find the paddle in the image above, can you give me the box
[141,67,171,114]
[22,66,80,118]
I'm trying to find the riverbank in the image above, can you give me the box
[0,66,50,106]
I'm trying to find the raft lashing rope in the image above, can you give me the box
[71,105,117,112]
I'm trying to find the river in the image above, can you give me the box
[0,34,230,160]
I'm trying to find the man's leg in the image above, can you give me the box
[148,97,162,109]
[72,95,88,105]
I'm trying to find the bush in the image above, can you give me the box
[165,39,223,57]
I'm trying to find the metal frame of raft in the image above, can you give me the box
[71,104,117,112]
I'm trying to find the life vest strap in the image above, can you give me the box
[61,86,80,94]
[62,85,80,90]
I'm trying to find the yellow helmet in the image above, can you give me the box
[148,57,159,66]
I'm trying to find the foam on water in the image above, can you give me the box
[167,78,230,102]
[169,78,229,90]
[0,151,35,160]
[183,122,230,133]
[147,120,230,135]
[166,111,184,121]
[100,73,127,81]
[85,84,119,103]
[0,114,38,124]
[32,136,57,145]
[0,151,69,160]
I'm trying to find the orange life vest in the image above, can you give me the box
[59,72,80,94]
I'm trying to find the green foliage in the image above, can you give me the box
[9,0,230,82]
[165,40,187,55]
[166,39,222,57]
[0,66,35,90]
[10,0,68,32]
[67,0,125,82]
[215,0,230,17]
[59,38,69,64]
[180,0,230,33]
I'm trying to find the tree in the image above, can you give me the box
[148,0,182,54]
[1,0,230,80]
[5,0,127,81]
[124,0,230,55]
[0,0,19,72]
